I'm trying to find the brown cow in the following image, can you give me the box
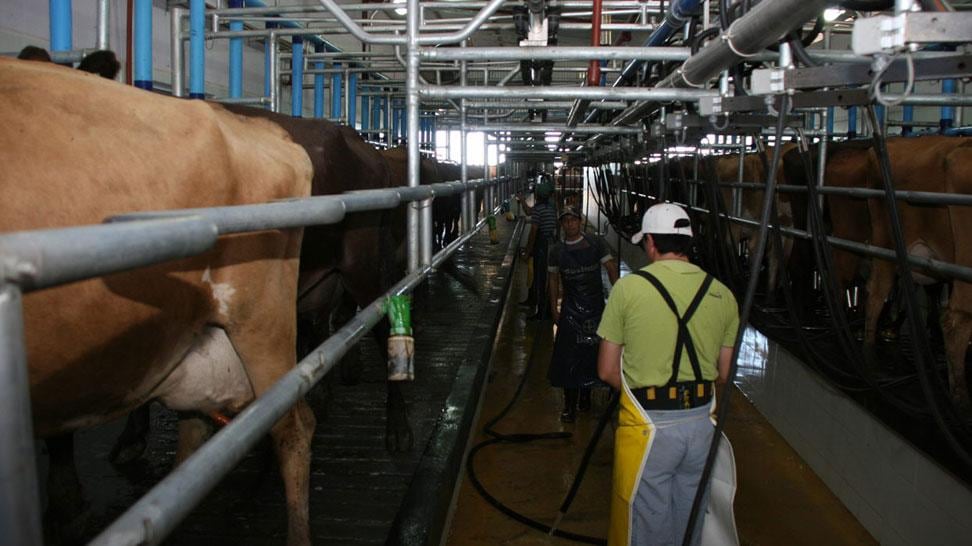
[0,58,315,544]
[865,136,972,414]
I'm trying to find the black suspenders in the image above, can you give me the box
[630,270,714,386]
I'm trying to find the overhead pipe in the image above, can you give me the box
[134,0,153,90]
[609,0,830,127]
[49,0,72,54]
[568,0,702,128]
[315,0,507,45]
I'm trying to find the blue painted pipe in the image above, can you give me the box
[314,43,325,118]
[613,0,701,87]
[392,105,402,143]
[875,104,885,128]
[847,106,857,139]
[826,106,834,136]
[902,105,913,136]
[134,0,153,90]
[49,0,72,53]
[331,64,342,119]
[189,0,205,99]
[348,73,358,128]
[361,94,370,131]
[942,79,956,131]
[291,36,304,117]
[228,0,243,98]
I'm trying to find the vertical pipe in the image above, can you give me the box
[331,63,342,120]
[189,0,205,99]
[0,284,43,546]
[96,0,110,51]
[460,40,470,232]
[170,7,185,97]
[361,93,370,132]
[291,37,304,117]
[406,0,424,272]
[314,43,325,118]
[49,0,72,54]
[385,94,392,145]
[902,104,914,136]
[268,32,278,112]
[348,73,358,129]
[588,0,603,86]
[393,103,401,142]
[942,78,956,132]
[343,68,351,125]
[847,107,857,139]
[228,0,243,98]
[134,0,153,90]
[264,22,276,108]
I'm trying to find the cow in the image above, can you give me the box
[864,136,972,415]
[219,106,413,451]
[0,57,315,545]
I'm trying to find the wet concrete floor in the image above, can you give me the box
[445,248,877,545]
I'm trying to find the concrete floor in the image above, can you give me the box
[445,255,877,545]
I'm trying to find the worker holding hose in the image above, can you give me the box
[597,203,739,546]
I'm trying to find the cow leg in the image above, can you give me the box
[943,281,972,418]
[232,328,315,546]
[43,433,90,545]
[174,412,212,465]
[864,260,896,372]
[109,404,150,466]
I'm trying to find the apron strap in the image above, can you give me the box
[630,270,714,384]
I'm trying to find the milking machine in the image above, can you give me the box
[386,295,415,382]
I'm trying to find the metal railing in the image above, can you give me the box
[0,175,514,546]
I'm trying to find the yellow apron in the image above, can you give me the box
[608,381,655,546]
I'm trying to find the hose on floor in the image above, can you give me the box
[465,306,614,544]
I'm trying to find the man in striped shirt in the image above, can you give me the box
[519,175,558,320]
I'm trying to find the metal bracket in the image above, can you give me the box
[751,68,786,96]
[749,53,972,91]
[852,12,972,56]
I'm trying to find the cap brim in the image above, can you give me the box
[630,232,644,244]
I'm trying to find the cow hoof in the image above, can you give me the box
[109,437,147,466]
[385,425,414,453]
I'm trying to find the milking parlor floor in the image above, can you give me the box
[444,253,876,546]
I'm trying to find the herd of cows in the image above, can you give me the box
[639,135,972,420]
[0,56,483,545]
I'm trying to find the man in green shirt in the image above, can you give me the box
[597,203,739,546]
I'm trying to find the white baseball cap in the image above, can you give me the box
[630,203,693,244]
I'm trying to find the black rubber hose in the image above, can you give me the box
[831,0,894,10]
[682,96,791,546]
[864,106,972,466]
[465,276,615,544]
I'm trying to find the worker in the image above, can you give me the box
[547,206,619,422]
[518,174,558,319]
[597,203,739,546]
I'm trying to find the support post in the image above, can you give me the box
[460,40,471,233]
[264,22,276,109]
[361,93,370,132]
[314,43,325,117]
[135,0,153,90]
[348,73,358,129]
[228,0,243,98]
[189,0,206,99]
[291,37,304,117]
[96,0,110,51]
[406,0,427,271]
[171,7,184,97]
[942,78,956,132]
[0,283,42,546]
[49,0,72,54]
[330,63,342,120]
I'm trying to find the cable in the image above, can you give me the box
[863,106,972,466]
[682,95,790,546]
[870,52,915,107]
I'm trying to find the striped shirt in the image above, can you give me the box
[531,201,558,243]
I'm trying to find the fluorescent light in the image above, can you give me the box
[393,0,406,16]
[824,8,843,22]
